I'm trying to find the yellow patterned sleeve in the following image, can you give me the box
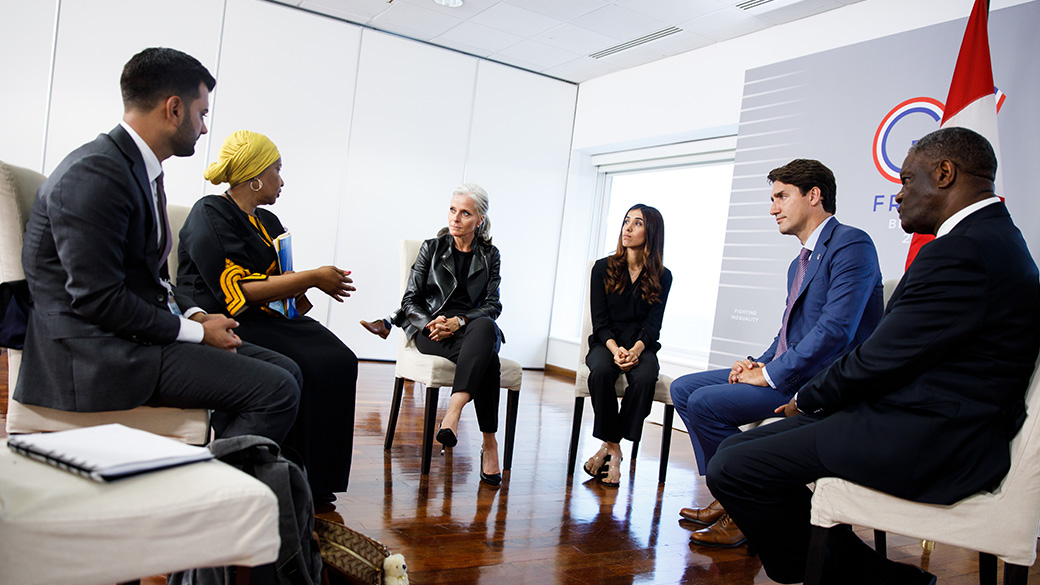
[220,259,269,316]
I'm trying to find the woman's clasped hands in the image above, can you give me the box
[425,315,461,341]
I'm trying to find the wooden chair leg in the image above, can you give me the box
[384,377,406,450]
[567,397,585,476]
[980,552,998,585]
[658,404,674,483]
[503,388,519,471]
[874,529,887,559]
[1004,561,1029,585]
[421,385,440,475]
[803,525,830,585]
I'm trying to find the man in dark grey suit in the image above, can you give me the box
[16,47,300,442]
[707,127,1040,585]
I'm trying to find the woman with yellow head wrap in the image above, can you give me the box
[176,130,359,502]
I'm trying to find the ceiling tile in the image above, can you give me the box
[754,0,844,26]
[533,23,619,56]
[372,1,465,37]
[542,56,619,83]
[570,5,672,41]
[394,0,503,20]
[470,3,564,37]
[493,39,582,70]
[614,0,726,23]
[302,0,392,19]
[436,20,524,53]
[486,53,547,74]
[680,7,771,42]
[502,0,610,22]
[432,36,497,57]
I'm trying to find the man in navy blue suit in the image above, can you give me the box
[671,159,884,547]
[707,128,1040,585]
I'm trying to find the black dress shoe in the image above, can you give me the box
[359,319,390,339]
[479,449,502,486]
[436,427,458,448]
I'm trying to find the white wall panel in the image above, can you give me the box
[43,0,224,201]
[327,30,477,361]
[205,0,362,325]
[464,61,576,367]
[0,0,57,171]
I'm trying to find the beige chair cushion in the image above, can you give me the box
[810,357,1040,567]
[0,442,279,585]
[393,239,522,392]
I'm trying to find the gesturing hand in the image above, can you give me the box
[200,315,242,353]
[315,266,355,302]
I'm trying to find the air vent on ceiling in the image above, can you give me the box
[589,27,682,59]
[736,0,777,9]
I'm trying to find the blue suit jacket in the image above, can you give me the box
[756,218,884,394]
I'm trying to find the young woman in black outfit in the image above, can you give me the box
[401,184,506,486]
[583,204,671,487]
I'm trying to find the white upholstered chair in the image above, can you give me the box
[568,261,676,483]
[0,160,208,443]
[804,356,1040,585]
[383,239,523,475]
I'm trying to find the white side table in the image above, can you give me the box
[0,440,279,585]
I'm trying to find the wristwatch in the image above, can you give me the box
[456,316,467,328]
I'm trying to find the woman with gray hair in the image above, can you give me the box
[398,183,506,486]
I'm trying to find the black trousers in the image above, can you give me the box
[414,316,501,433]
[233,315,359,495]
[152,341,301,445]
[706,414,894,585]
[585,344,659,443]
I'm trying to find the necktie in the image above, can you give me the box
[156,172,172,264]
[775,247,811,357]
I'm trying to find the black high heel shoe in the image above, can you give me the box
[479,449,502,486]
[436,426,458,448]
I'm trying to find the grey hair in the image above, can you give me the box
[452,182,492,244]
[908,127,997,181]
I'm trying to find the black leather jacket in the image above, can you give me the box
[401,235,503,342]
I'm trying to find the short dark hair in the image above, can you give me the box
[908,127,997,181]
[767,159,837,214]
[120,47,216,110]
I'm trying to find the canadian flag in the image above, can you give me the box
[905,0,1004,269]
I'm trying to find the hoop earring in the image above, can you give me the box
[250,178,263,192]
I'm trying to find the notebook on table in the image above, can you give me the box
[6,423,213,482]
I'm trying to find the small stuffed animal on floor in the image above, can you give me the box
[383,553,409,585]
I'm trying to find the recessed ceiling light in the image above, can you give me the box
[433,0,463,7]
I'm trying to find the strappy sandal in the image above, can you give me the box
[583,445,610,478]
[600,454,622,488]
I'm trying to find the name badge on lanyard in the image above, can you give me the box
[161,279,183,316]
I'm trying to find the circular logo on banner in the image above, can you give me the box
[872,97,945,184]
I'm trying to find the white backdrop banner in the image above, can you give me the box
[707,0,1040,370]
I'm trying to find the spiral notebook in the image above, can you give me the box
[6,423,213,482]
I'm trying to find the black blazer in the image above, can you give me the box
[16,126,188,412]
[798,202,1040,505]
[401,235,503,343]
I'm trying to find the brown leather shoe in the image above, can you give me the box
[688,513,746,548]
[679,498,725,526]
[360,319,390,339]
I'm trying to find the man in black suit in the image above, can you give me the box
[706,127,1040,585]
[16,47,300,442]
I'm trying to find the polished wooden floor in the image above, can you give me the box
[1,349,1037,584]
